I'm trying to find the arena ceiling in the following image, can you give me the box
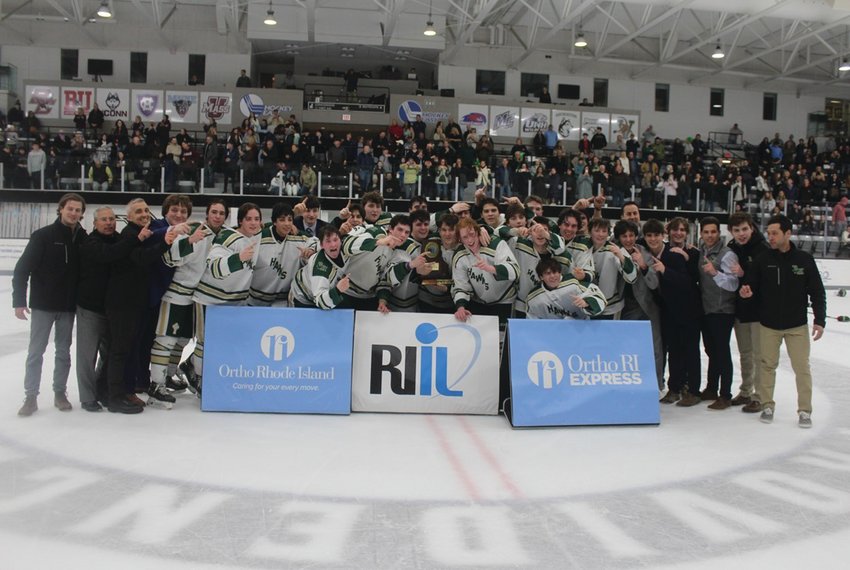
[4,0,850,93]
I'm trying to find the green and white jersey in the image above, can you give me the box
[565,234,596,284]
[451,236,519,307]
[247,226,317,306]
[340,225,395,299]
[379,237,422,312]
[526,278,606,320]
[591,241,637,316]
[368,211,392,229]
[511,233,570,314]
[291,249,346,309]
[193,227,258,306]
[418,243,458,310]
[162,222,218,306]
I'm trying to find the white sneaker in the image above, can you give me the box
[760,408,774,424]
[798,411,812,429]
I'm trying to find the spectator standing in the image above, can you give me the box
[740,214,826,427]
[832,196,848,237]
[236,69,252,87]
[87,103,104,135]
[13,194,87,416]
[88,158,113,191]
[27,142,46,189]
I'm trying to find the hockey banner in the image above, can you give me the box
[60,86,95,119]
[202,306,354,414]
[351,312,500,415]
[505,319,659,427]
[25,85,59,119]
[165,90,199,123]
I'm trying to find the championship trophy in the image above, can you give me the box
[420,238,453,286]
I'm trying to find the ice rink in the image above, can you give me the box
[1,274,849,569]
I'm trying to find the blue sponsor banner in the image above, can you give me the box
[202,306,354,414]
[507,319,660,427]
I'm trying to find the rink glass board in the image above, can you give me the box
[507,320,660,427]
[202,306,354,414]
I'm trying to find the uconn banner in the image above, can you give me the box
[202,306,354,414]
[506,320,659,427]
[352,313,500,415]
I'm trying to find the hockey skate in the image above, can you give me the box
[180,361,202,397]
[147,382,176,410]
[165,374,189,393]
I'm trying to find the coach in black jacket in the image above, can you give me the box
[740,214,826,427]
[75,206,141,412]
[103,199,174,414]
[13,193,87,416]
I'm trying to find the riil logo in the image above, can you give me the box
[260,326,295,361]
[370,322,480,397]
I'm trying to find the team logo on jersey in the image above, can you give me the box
[522,112,549,133]
[202,96,231,120]
[260,326,296,361]
[137,94,158,117]
[527,351,564,389]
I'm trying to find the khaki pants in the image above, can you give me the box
[758,324,813,413]
[734,320,761,397]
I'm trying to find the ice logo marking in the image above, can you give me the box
[260,326,296,361]
[527,351,564,389]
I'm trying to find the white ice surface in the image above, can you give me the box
[1,275,850,569]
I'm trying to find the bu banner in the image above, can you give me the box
[506,320,660,427]
[202,306,354,414]
[352,313,500,415]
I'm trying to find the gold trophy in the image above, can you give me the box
[420,238,453,286]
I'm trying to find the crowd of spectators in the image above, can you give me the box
[2,100,849,237]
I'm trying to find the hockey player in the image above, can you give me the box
[451,217,519,325]
[614,220,665,390]
[339,214,411,310]
[336,191,392,230]
[291,226,351,309]
[557,208,595,285]
[589,218,637,319]
[191,203,262,393]
[418,214,460,314]
[247,203,317,307]
[526,258,607,320]
[149,199,227,403]
[378,209,430,313]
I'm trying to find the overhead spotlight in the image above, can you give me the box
[424,0,437,36]
[712,44,725,59]
[574,32,587,48]
[97,1,112,18]
[263,2,277,26]
[840,59,850,72]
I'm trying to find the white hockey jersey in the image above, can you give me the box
[525,278,607,319]
[247,226,317,306]
[291,249,347,310]
[193,227,259,306]
[161,221,219,306]
[451,236,519,307]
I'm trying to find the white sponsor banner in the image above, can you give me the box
[520,108,550,138]
[489,106,520,138]
[200,92,233,125]
[458,104,489,133]
[552,110,581,141]
[581,111,611,140]
[611,113,639,143]
[132,89,164,122]
[25,85,59,119]
[166,90,199,123]
[237,92,294,118]
[96,88,130,120]
[351,312,500,415]
[0,238,27,272]
[815,258,850,288]
[60,86,95,119]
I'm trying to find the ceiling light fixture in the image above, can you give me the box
[574,32,587,48]
[424,0,437,36]
[263,2,277,26]
[712,44,725,59]
[97,1,112,18]
[840,59,850,72]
